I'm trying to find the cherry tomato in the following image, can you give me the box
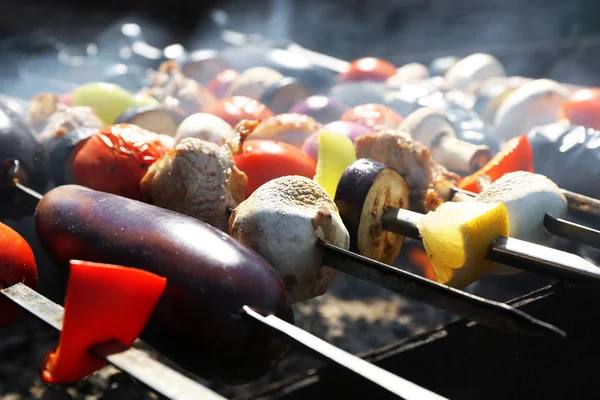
[0,222,38,329]
[234,140,317,198]
[206,69,239,99]
[203,96,274,127]
[339,57,397,82]
[341,104,403,131]
[559,88,600,130]
[71,124,168,201]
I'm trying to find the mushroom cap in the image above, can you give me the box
[247,113,321,148]
[225,67,285,100]
[494,79,571,141]
[229,176,350,302]
[476,171,567,275]
[398,107,456,147]
[174,112,235,145]
[444,53,505,93]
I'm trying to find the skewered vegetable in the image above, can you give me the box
[71,124,168,201]
[35,185,293,384]
[140,137,247,231]
[416,201,509,288]
[0,222,38,328]
[458,135,534,193]
[289,95,349,124]
[494,79,571,141]
[355,130,461,213]
[206,68,239,98]
[114,105,185,137]
[443,53,505,93]
[233,139,316,198]
[301,120,371,162]
[48,127,99,185]
[71,82,158,125]
[247,113,321,147]
[42,260,166,384]
[399,107,492,173]
[259,77,310,115]
[229,176,350,302]
[173,112,235,145]
[341,103,403,131]
[340,57,397,82]
[313,130,356,199]
[203,96,274,127]
[475,171,568,275]
[335,159,409,264]
[559,88,600,130]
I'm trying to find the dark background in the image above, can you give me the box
[1,0,600,83]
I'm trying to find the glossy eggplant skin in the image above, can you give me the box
[0,102,46,191]
[35,185,293,384]
[48,127,98,185]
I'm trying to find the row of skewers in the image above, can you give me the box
[3,34,600,399]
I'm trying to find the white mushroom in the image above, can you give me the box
[444,53,505,93]
[399,107,491,173]
[494,79,571,142]
[475,171,568,275]
[386,63,429,87]
[225,67,284,99]
[229,176,350,303]
[473,76,532,125]
[174,112,236,145]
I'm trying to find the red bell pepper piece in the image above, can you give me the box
[41,260,167,384]
[0,222,38,329]
[458,135,535,193]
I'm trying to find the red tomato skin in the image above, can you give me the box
[234,140,317,198]
[341,103,404,131]
[203,96,274,127]
[0,222,38,329]
[339,57,397,82]
[206,69,239,99]
[560,88,600,130]
[71,124,168,201]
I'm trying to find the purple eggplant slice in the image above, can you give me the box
[48,126,99,185]
[35,185,293,384]
[115,105,185,137]
[260,77,310,115]
[334,159,410,265]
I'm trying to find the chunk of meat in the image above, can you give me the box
[140,137,248,232]
[141,61,216,116]
[247,113,321,148]
[355,130,460,212]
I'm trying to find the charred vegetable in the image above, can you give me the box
[48,127,99,185]
[229,176,349,303]
[247,113,321,148]
[35,185,293,384]
[335,159,410,265]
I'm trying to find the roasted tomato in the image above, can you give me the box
[559,88,600,130]
[0,222,38,329]
[203,96,274,127]
[234,140,316,198]
[339,57,397,82]
[341,104,404,131]
[71,124,168,201]
[206,69,240,99]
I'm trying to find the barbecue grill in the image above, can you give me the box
[2,1,600,399]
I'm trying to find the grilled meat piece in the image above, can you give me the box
[355,130,461,212]
[140,136,247,232]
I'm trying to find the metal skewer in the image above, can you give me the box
[243,306,449,400]
[1,283,226,400]
[450,187,600,250]
[2,275,450,399]
[1,159,565,338]
[382,207,600,285]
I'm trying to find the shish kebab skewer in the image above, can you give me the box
[334,159,600,286]
[0,174,448,400]
[218,30,600,217]
[0,285,448,400]
[0,283,226,400]
[1,159,563,338]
